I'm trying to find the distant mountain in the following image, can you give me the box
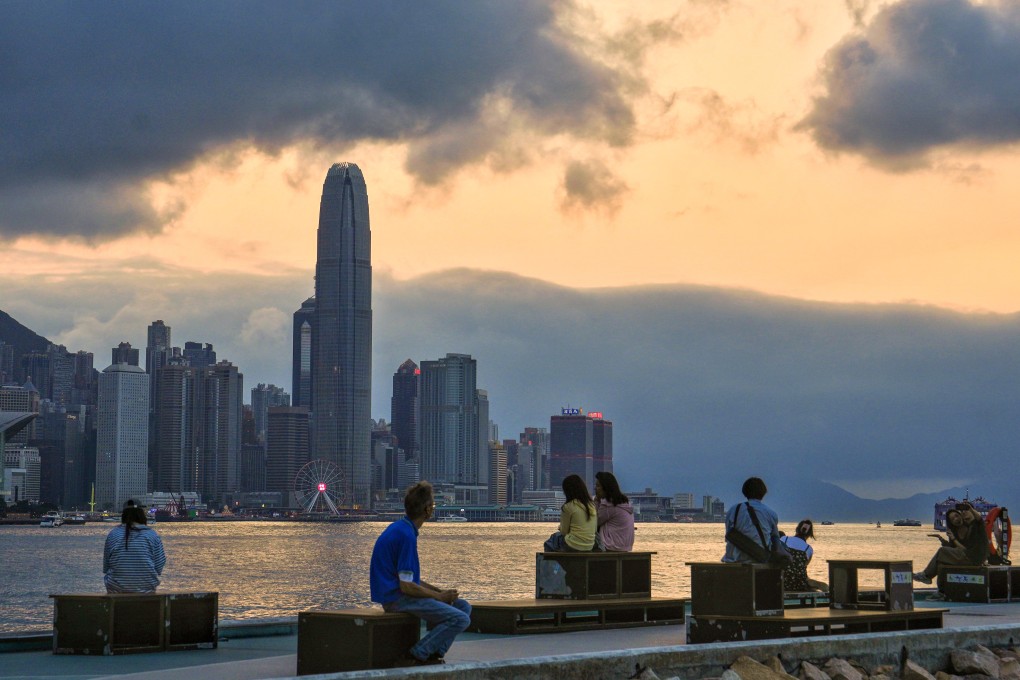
[0,308,52,380]
[758,477,1016,525]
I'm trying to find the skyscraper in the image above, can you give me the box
[390,359,419,461]
[312,163,372,508]
[292,297,315,408]
[111,342,139,366]
[419,353,478,485]
[251,383,290,443]
[96,363,149,510]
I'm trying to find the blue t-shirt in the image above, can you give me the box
[369,517,420,604]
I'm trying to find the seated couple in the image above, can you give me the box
[913,502,989,595]
[543,472,635,552]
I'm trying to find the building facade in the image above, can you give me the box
[291,297,315,408]
[311,163,372,508]
[95,363,149,510]
[419,353,479,487]
[390,359,419,461]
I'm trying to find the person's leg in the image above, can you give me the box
[386,596,471,661]
[544,532,574,552]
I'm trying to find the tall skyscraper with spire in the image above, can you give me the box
[312,163,372,508]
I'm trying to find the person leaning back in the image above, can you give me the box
[369,481,472,667]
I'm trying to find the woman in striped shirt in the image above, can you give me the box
[103,502,167,593]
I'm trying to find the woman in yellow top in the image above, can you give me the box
[543,474,598,552]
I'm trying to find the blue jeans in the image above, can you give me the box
[383,595,472,660]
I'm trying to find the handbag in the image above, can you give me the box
[746,503,793,568]
[725,503,770,562]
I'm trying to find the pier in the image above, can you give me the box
[4,597,1020,679]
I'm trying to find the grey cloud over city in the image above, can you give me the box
[0,1,643,239]
[800,0,1020,169]
[5,268,1018,507]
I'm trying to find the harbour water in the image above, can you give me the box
[0,521,942,633]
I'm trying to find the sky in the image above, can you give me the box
[3,0,1020,503]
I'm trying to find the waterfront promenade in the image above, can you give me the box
[5,599,1020,680]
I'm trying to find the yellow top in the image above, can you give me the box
[559,499,597,551]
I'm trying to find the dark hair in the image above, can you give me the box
[562,474,594,520]
[741,477,767,500]
[404,481,434,520]
[595,471,629,506]
[795,519,815,540]
[121,506,147,547]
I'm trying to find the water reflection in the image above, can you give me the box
[0,521,940,632]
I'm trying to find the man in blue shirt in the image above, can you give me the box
[370,481,471,667]
[722,476,780,563]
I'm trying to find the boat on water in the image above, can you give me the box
[62,514,87,525]
[437,515,468,523]
[893,518,922,527]
[820,521,834,526]
[39,512,64,527]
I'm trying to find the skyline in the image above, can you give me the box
[3,1,1020,503]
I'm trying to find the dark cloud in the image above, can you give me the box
[799,0,1020,168]
[6,268,1017,505]
[0,1,640,239]
[560,158,630,213]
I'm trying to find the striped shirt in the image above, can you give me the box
[103,525,167,593]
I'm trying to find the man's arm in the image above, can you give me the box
[398,574,459,603]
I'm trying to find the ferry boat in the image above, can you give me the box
[437,515,468,523]
[820,521,834,526]
[893,518,922,527]
[39,512,64,527]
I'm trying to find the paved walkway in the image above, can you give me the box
[4,601,1020,680]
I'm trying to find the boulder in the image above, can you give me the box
[824,658,866,680]
[800,661,831,680]
[729,655,798,680]
[952,648,1000,678]
[902,659,937,680]
[723,670,743,680]
[1000,659,1020,680]
[935,671,964,680]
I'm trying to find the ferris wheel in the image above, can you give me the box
[294,459,346,515]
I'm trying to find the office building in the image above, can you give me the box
[3,445,41,503]
[520,427,550,490]
[292,297,315,408]
[251,383,290,444]
[311,163,372,508]
[488,441,507,506]
[265,407,310,504]
[419,353,479,486]
[95,363,149,510]
[549,410,612,490]
[183,342,217,367]
[200,361,243,505]
[111,342,139,367]
[390,359,419,460]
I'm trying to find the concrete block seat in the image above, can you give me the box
[468,597,686,635]
[297,608,420,675]
[536,551,654,600]
[940,565,1011,603]
[50,591,218,655]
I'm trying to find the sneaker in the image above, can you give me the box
[912,571,933,585]
[392,654,427,668]
[425,653,446,665]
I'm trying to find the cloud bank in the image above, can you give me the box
[5,268,1018,504]
[1,1,646,239]
[801,0,1020,169]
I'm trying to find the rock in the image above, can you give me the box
[800,661,831,680]
[869,674,893,680]
[1000,659,1020,680]
[872,665,897,676]
[823,658,866,680]
[723,670,743,680]
[935,671,963,680]
[629,665,661,680]
[902,659,937,680]
[729,655,798,680]
[952,648,1001,678]
[767,657,790,676]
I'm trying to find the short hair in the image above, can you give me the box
[741,477,768,500]
[404,481,434,519]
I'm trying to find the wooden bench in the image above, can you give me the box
[688,562,785,616]
[828,560,913,611]
[940,565,1011,603]
[50,592,218,655]
[536,551,654,600]
[297,609,420,675]
[468,597,685,635]
[687,607,946,643]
